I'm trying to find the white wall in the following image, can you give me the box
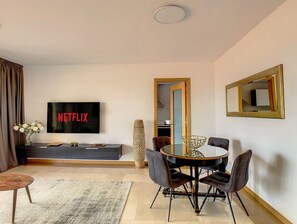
[24,62,215,155]
[214,0,297,222]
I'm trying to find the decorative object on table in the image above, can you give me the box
[0,179,132,224]
[47,142,63,147]
[182,135,207,150]
[185,149,205,158]
[70,142,78,147]
[13,121,45,146]
[133,119,145,168]
[91,144,107,147]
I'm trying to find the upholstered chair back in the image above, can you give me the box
[152,136,171,152]
[227,149,252,193]
[146,148,171,188]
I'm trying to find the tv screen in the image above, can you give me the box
[47,102,100,133]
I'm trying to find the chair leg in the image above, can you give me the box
[168,188,173,222]
[235,192,249,216]
[226,193,236,224]
[182,184,194,208]
[178,168,189,188]
[178,168,184,188]
[213,188,218,202]
[198,185,212,213]
[150,186,162,208]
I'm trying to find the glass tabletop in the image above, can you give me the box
[160,144,228,160]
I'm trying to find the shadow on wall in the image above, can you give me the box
[232,139,287,196]
[143,120,154,149]
[223,139,242,171]
[232,139,244,154]
[252,152,287,195]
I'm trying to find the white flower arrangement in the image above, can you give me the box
[13,121,45,145]
[13,121,45,134]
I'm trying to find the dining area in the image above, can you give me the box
[147,136,252,223]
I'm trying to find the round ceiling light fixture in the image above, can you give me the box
[154,5,186,24]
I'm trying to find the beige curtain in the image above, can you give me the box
[0,58,25,172]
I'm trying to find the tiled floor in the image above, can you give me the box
[1,165,282,224]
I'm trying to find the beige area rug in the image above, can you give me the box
[0,179,132,224]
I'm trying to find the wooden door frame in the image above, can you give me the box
[154,78,191,138]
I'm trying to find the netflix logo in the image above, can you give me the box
[57,113,88,122]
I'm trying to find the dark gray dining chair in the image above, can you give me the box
[207,137,230,172]
[152,136,183,170]
[199,149,252,224]
[152,136,171,152]
[146,148,194,222]
[199,137,229,182]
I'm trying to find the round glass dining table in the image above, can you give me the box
[161,144,228,165]
[160,144,229,213]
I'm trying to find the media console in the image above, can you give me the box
[16,143,122,164]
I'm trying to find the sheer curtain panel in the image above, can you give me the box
[0,58,24,172]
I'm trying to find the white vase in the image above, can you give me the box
[133,120,145,168]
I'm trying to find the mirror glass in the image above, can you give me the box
[241,75,276,112]
[227,86,239,112]
[226,65,284,119]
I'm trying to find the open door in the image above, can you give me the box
[170,82,186,145]
[154,78,191,143]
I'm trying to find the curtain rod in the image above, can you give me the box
[0,58,23,68]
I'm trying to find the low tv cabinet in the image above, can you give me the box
[16,143,122,164]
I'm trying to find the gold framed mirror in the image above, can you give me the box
[226,64,285,119]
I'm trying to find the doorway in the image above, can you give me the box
[154,78,191,144]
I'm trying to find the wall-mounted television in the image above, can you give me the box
[47,102,100,133]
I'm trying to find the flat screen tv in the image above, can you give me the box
[47,102,100,133]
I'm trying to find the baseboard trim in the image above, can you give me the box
[26,158,147,166]
[243,186,292,224]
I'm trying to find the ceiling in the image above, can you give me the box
[0,0,285,66]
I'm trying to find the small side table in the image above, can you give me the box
[0,174,34,223]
